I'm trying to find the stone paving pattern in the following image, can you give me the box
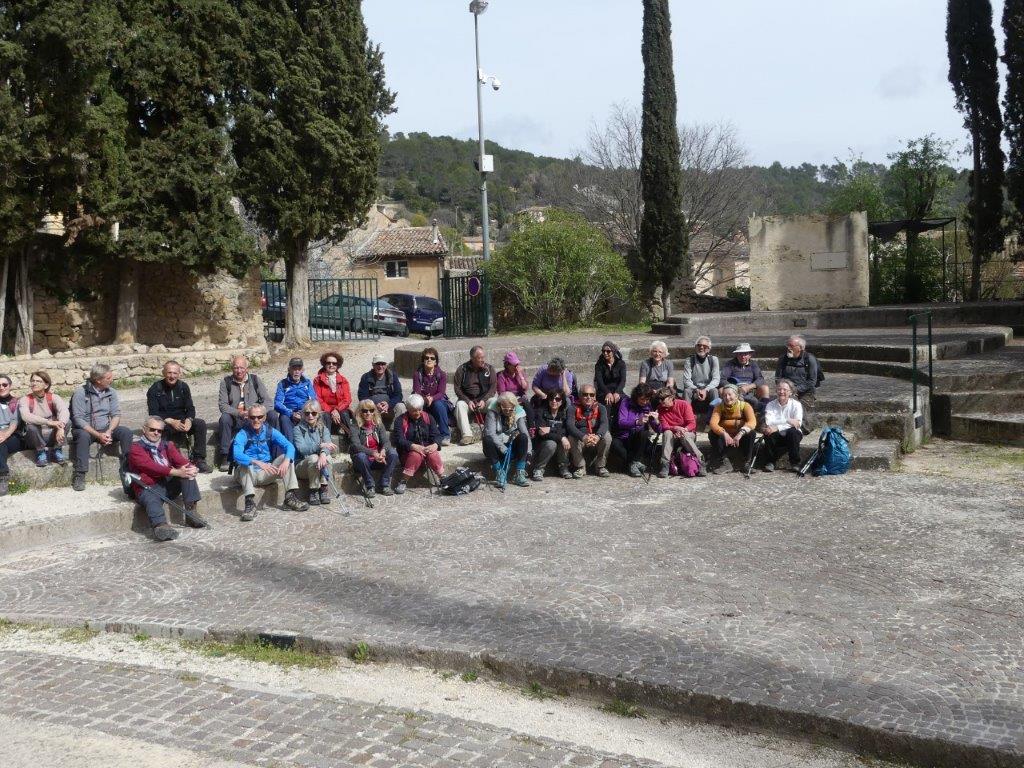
[0,650,658,767]
[1,470,1024,763]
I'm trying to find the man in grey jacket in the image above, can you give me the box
[680,336,721,427]
[216,355,278,471]
[70,363,134,491]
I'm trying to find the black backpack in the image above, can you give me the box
[806,354,825,387]
[438,467,482,496]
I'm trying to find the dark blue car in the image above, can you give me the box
[380,293,445,337]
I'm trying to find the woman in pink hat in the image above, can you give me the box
[496,351,530,405]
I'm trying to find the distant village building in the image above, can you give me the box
[322,223,448,299]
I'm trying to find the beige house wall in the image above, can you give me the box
[748,212,869,311]
[348,258,441,299]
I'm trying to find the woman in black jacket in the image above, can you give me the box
[531,389,572,480]
[348,399,399,497]
[594,341,627,423]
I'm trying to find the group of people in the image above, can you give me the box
[0,333,822,538]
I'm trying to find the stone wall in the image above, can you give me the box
[748,212,869,311]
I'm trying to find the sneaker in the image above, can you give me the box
[183,503,208,528]
[0,474,8,496]
[512,469,529,487]
[628,462,643,478]
[153,523,179,542]
[712,458,733,475]
[441,437,451,446]
[458,435,474,446]
[72,473,86,492]
[51,448,65,465]
[284,490,309,511]
[531,469,544,482]
[241,495,257,521]
[380,485,395,497]
[307,489,321,506]
[318,485,331,505]
[394,480,407,495]
[657,463,670,479]
[596,467,610,478]
[218,459,231,473]
[572,467,586,479]
[697,460,708,478]
[193,458,212,474]
[762,462,776,473]
[361,481,376,499]
[35,451,49,467]
[559,466,572,480]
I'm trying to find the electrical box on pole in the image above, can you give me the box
[474,155,494,173]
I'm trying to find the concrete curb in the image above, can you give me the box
[1,611,1018,768]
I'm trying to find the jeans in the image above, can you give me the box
[427,399,451,439]
[0,433,23,475]
[137,477,201,526]
[161,418,207,460]
[72,426,133,474]
[765,428,803,465]
[351,449,398,489]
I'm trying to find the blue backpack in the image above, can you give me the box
[812,427,850,476]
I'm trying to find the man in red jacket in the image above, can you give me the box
[655,387,707,478]
[128,416,205,541]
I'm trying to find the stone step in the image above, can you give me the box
[949,412,1024,446]
[930,389,1024,435]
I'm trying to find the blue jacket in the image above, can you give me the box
[232,424,295,466]
[274,375,317,420]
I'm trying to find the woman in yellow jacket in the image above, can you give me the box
[708,384,757,474]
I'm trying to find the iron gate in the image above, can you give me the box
[261,278,381,342]
[440,272,490,338]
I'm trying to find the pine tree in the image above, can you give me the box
[1003,0,1024,238]
[638,0,688,319]
[229,0,395,345]
[947,0,1006,301]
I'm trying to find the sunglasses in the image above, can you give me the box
[373,362,387,367]
[360,408,376,414]
[249,415,266,421]
[324,361,339,367]
[0,382,9,388]
[550,396,564,402]
[143,426,162,433]
[304,411,320,416]
[581,393,596,398]
[423,355,436,360]
[696,344,711,350]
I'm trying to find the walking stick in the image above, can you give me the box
[125,473,210,529]
[744,435,765,479]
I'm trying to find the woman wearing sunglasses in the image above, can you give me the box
[348,398,399,497]
[291,400,337,506]
[412,347,453,446]
[531,388,572,480]
[313,351,352,438]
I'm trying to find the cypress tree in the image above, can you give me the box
[638,0,688,319]
[229,0,394,345]
[947,0,1006,301]
[1003,0,1024,238]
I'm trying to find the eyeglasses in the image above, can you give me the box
[324,361,339,367]
[143,426,162,433]
[360,408,376,414]
[581,393,596,398]
[304,411,320,416]
[550,396,564,402]
[696,344,711,349]
[602,349,613,354]
[423,355,436,360]
[249,415,266,421]
[0,382,9,389]
[373,362,387,367]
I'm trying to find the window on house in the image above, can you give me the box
[385,260,409,278]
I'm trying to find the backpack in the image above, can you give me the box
[668,449,701,478]
[119,449,134,499]
[24,392,56,415]
[438,467,482,495]
[811,427,850,476]
[805,355,825,387]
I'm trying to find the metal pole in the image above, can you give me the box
[473,11,493,333]
[941,224,947,302]
[927,312,933,395]
[911,316,918,415]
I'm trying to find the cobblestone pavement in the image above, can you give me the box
[1,471,1024,764]
[0,650,657,767]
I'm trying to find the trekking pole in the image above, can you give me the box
[797,448,819,478]
[744,435,764,480]
[324,471,351,516]
[125,473,210,529]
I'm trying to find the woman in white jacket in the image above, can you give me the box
[760,379,804,472]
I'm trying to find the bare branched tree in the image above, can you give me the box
[575,104,755,298]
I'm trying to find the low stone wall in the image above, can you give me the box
[0,342,267,391]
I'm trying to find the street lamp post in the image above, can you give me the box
[470,0,497,333]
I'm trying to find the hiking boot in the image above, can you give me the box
[35,451,49,468]
[712,458,733,475]
[596,467,610,478]
[657,462,670,479]
[284,490,309,511]
[240,495,257,521]
[72,473,86,492]
[394,480,407,495]
[0,474,8,496]
[218,458,231,473]
[458,435,474,446]
[153,523,179,542]
[307,488,321,506]
[511,469,529,487]
[628,462,643,478]
[380,485,395,496]
[531,469,544,482]
[193,458,212,474]
[572,467,586,479]
[318,485,331,505]
[51,448,66,465]
[762,462,776,473]
[183,503,208,528]
[559,466,572,480]
[696,460,708,478]
[361,481,376,499]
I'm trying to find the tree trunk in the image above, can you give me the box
[13,246,34,355]
[969,129,983,302]
[660,284,672,319]
[115,259,140,344]
[284,240,311,346]
[0,254,8,355]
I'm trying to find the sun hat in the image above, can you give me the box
[732,343,755,354]
[504,351,521,365]
[372,353,388,364]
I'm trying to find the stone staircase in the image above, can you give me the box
[930,345,1024,446]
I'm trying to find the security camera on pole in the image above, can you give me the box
[470,0,497,332]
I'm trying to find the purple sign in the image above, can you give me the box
[467,275,482,297]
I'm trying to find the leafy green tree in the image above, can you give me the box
[229,0,394,345]
[486,210,633,329]
[639,0,688,318]
[1003,0,1024,237]
[948,0,1006,301]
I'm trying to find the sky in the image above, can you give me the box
[364,0,1008,169]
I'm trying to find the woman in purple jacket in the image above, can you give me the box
[412,347,453,445]
[612,383,660,477]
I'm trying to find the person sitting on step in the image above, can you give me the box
[357,355,405,428]
[531,388,572,481]
[496,351,530,407]
[483,392,530,488]
[594,341,627,424]
[681,336,721,428]
[146,360,211,473]
[720,343,770,413]
[348,398,400,498]
[217,355,277,472]
[655,387,706,478]
[531,356,577,414]
[19,370,70,469]
[567,385,612,479]
[775,335,822,405]
[412,347,453,446]
[612,383,659,478]
[0,374,22,497]
[290,399,337,506]
[453,346,496,445]
[274,357,317,446]
[391,393,444,495]
[69,363,134,492]
[708,384,756,474]
[312,351,352,440]
[639,341,675,390]
[127,416,206,541]
[232,404,307,521]
[760,379,804,472]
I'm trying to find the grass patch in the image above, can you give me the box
[58,625,99,643]
[496,321,651,337]
[7,478,29,495]
[522,681,551,700]
[132,633,149,643]
[600,699,646,718]
[184,637,335,669]
[350,641,372,664]
[460,670,479,683]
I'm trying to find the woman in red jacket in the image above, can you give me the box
[313,351,352,435]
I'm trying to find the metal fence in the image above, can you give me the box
[261,278,381,342]
[440,273,489,338]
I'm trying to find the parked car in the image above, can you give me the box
[380,293,445,337]
[261,283,287,326]
[309,293,409,336]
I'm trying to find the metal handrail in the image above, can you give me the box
[907,311,933,424]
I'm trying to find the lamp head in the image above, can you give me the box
[469,0,488,14]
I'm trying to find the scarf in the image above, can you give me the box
[140,435,169,468]
[575,405,599,434]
